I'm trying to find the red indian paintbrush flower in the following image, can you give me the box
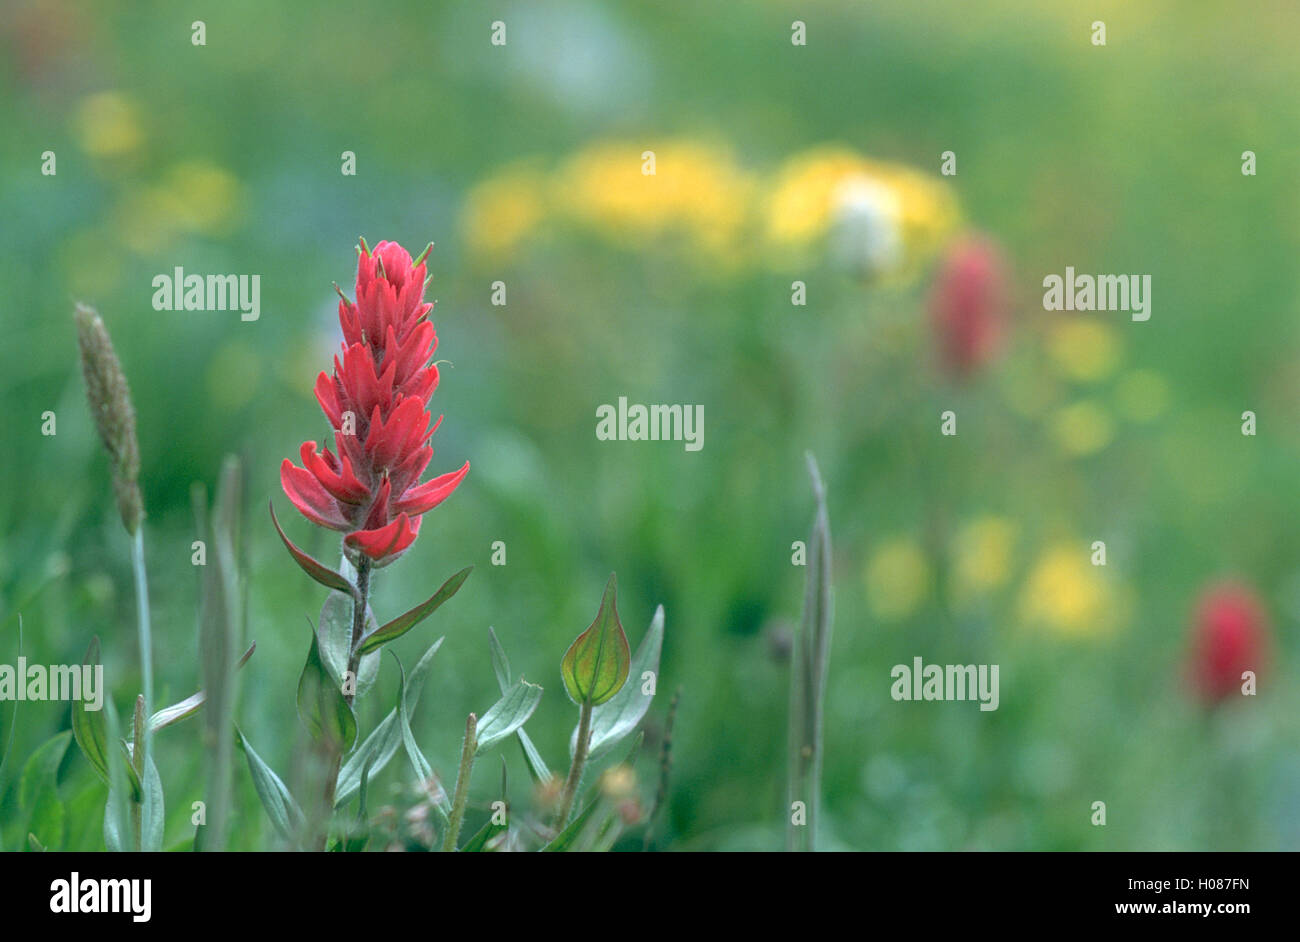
[1188,581,1269,705]
[281,238,469,565]
[928,234,1009,379]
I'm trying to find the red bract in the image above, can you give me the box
[928,235,1009,379]
[1188,581,1268,705]
[282,239,469,565]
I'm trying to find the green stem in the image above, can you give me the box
[442,713,478,852]
[129,528,153,851]
[130,528,153,728]
[344,557,372,707]
[556,699,594,827]
[318,555,372,849]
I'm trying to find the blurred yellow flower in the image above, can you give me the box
[556,139,754,261]
[764,146,959,273]
[461,161,549,258]
[1046,318,1119,383]
[114,161,244,254]
[952,516,1017,602]
[1018,544,1124,637]
[1114,369,1169,422]
[162,161,243,235]
[1050,400,1114,456]
[72,91,143,158]
[459,142,955,275]
[864,536,931,621]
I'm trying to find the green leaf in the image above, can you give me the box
[560,573,631,706]
[148,643,255,732]
[118,740,142,802]
[357,754,375,821]
[541,797,603,852]
[787,451,834,853]
[139,754,165,852]
[335,638,442,808]
[357,566,472,656]
[488,626,511,690]
[296,630,357,751]
[316,590,379,699]
[70,637,110,782]
[20,732,70,851]
[394,655,434,786]
[460,817,507,852]
[475,679,543,756]
[236,727,304,844]
[269,501,359,599]
[102,698,131,852]
[487,628,551,782]
[61,781,105,852]
[517,731,552,784]
[198,456,241,852]
[574,605,664,761]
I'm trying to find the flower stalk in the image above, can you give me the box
[786,452,833,852]
[556,699,593,827]
[345,556,372,707]
[442,712,478,851]
[130,528,154,809]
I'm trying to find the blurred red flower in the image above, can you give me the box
[281,239,468,565]
[1188,581,1268,704]
[928,235,1009,378]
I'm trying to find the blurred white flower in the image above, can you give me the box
[829,176,903,277]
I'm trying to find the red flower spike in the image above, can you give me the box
[1188,581,1269,705]
[928,234,1009,379]
[281,239,468,564]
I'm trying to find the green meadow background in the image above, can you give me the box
[2,0,1298,850]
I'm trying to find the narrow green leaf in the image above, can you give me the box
[475,679,543,756]
[487,627,551,782]
[139,755,165,851]
[269,501,359,599]
[560,573,631,706]
[517,731,552,784]
[787,451,834,853]
[357,754,375,822]
[460,817,507,852]
[20,732,70,851]
[335,638,442,807]
[102,698,131,852]
[394,656,434,786]
[487,626,510,690]
[541,797,603,852]
[236,727,304,844]
[70,637,110,782]
[575,605,664,761]
[357,566,472,656]
[148,643,255,732]
[119,740,142,802]
[199,456,241,852]
[296,630,357,751]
